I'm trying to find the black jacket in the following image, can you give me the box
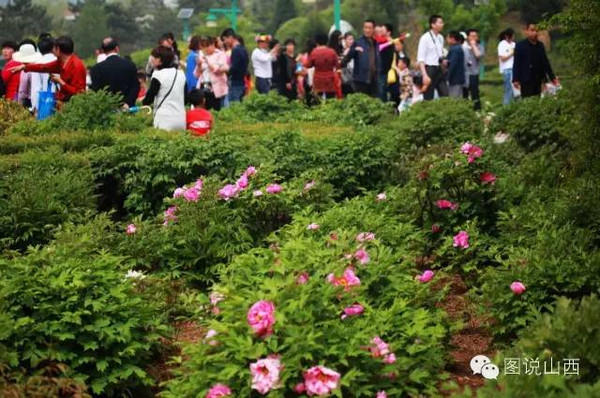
[512,39,555,85]
[90,54,139,107]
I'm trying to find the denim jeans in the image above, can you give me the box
[502,69,513,105]
[229,84,245,103]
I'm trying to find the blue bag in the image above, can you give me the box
[37,77,56,121]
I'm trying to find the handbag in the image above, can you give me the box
[37,76,56,121]
[387,51,397,84]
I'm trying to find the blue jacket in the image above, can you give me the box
[447,44,465,86]
[343,36,380,84]
[185,51,198,92]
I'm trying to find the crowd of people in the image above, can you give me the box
[0,14,559,133]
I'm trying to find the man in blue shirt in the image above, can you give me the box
[446,31,465,98]
[222,29,249,102]
[342,19,380,97]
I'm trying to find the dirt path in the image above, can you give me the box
[436,274,495,396]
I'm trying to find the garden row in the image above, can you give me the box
[1,91,599,396]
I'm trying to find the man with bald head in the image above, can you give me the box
[90,37,139,107]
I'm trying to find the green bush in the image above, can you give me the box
[479,212,600,338]
[0,241,169,395]
[0,150,97,251]
[217,92,306,123]
[164,206,448,397]
[455,295,600,397]
[49,90,122,132]
[114,170,334,282]
[392,98,482,147]
[489,95,573,152]
[0,99,31,136]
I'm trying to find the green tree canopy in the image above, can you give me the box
[0,0,52,42]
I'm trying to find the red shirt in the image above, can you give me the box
[186,108,213,136]
[25,55,87,102]
[2,60,22,101]
[307,47,340,94]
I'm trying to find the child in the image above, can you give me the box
[186,88,213,136]
[136,70,147,102]
[395,57,413,113]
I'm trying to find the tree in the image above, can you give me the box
[104,2,140,54]
[71,0,109,58]
[0,0,52,42]
[269,0,297,33]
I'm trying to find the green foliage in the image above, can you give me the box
[0,0,52,42]
[489,95,573,152]
[217,93,393,126]
[70,0,109,58]
[0,238,169,395]
[164,194,448,397]
[0,150,97,251]
[114,171,334,282]
[217,92,306,123]
[456,295,600,397]
[392,98,482,147]
[0,99,31,136]
[50,90,122,132]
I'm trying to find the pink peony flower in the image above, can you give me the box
[384,353,397,364]
[356,232,375,242]
[294,383,306,394]
[303,366,341,396]
[253,190,263,197]
[296,272,310,285]
[218,184,239,201]
[307,223,320,231]
[377,391,388,398]
[480,172,497,184]
[184,187,200,202]
[173,187,185,198]
[341,303,364,320]
[163,206,178,224]
[510,281,526,295]
[209,292,225,306]
[418,270,435,283]
[250,356,283,394]
[354,248,370,265]
[304,180,316,191]
[194,179,204,191]
[431,224,441,233]
[205,329,218,340]
[370,336,391,357]
[236,174,249,190]
[460,142,484,163]
[206,384,231,398]
[327,267,361,291]
[244,166,257,177]
[126,223,136,235]
[436,199,458,210]
[376,193,387,202]
[453,231,470,249]
[247,300,276,337]
[266,184,283,194]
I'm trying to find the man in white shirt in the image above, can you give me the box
[251,35,280,94]
[497,28,516,105]
[417,14,449,100]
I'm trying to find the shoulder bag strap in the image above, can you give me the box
[429,31,442,59]
[155,69,178,112]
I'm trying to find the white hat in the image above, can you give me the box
[12,44,43,64]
